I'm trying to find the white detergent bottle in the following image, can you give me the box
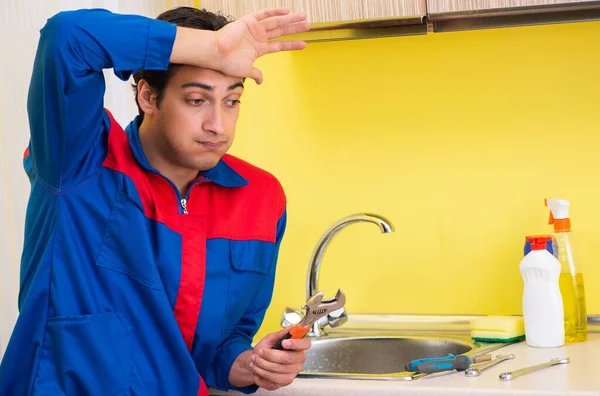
[520,236,565,348]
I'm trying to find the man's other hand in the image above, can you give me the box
[250,326,311,391]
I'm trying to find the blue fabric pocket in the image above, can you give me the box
[33,311,131,395]
[221,240,275,334]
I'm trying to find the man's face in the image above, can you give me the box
[153,66,243,171]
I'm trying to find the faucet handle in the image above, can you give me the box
[280,307,303,328]
[327,307,348,328]
[314,306,348,329]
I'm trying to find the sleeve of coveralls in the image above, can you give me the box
[27,8,176,188]
[207,209,288,394]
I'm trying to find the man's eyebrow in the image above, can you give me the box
[180,81,244,91]
[181,82,213,91]
[228,82,244,90]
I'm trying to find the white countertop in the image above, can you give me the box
[211,333,600,396]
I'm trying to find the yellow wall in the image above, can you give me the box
[229,21,600,340]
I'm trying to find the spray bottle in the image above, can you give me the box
[545,198,588,342]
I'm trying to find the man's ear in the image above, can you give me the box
[137,80,158,116]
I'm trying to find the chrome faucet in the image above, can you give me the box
[303,213,395,337]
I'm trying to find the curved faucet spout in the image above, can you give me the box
[306,213,395,308]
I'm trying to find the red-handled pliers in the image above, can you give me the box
[273,289,346,350]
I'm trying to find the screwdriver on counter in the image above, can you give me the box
[405,353,491,374]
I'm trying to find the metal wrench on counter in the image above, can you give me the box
[499,357,570,381]
[465,354,515,377]
[272,289,346,350]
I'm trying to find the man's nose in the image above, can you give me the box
[204,105,225,135]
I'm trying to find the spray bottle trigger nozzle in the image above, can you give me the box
[545,198,555,225]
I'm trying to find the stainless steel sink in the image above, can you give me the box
[298,333,512,381]
[302,336,472,374]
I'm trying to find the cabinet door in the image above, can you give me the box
[428,0,596,14]
[200,0,427,24]
[428,0,600,32]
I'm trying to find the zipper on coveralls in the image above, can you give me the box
[178,178,207,215]
[180,199,189,214]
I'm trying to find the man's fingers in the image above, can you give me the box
[252,362,297,387]
[268,40,307,54]
[266,22,311,40]
[248,67,263,85]
[259,348,306,365]
[278,337,312,351]
[252,354,299,374]
[253,375,279,391]
[261,12,308,31]
[252,8,290,22]
[254,326,291,350]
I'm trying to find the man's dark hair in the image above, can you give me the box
[132,7,233,121]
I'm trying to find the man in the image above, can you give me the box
[0,5,311,395]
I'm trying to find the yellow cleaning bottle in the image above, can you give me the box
[545,198,587,343]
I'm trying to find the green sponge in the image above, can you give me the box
[470,316,525,343]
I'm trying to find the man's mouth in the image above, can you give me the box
[197,141,226,150]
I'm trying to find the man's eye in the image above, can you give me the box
[226,100,241,107]
[187,99,205,106]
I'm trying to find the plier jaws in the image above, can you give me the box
[273,289,346,350]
